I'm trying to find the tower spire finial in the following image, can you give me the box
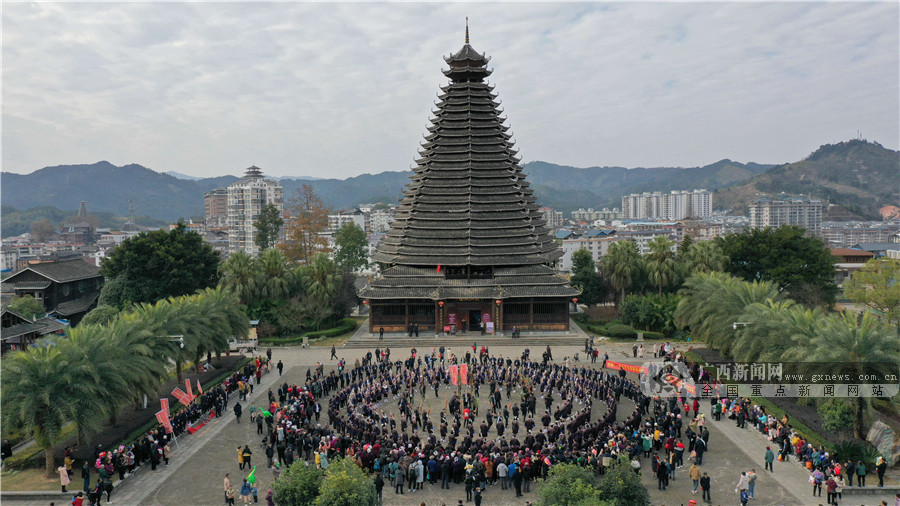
[465,17,469,44]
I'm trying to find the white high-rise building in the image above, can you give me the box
[227,166,283,255]
[622,189,712,220]
[540,207,565,228]
[749,195,823,236]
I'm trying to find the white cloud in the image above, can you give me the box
[2,2,897,178]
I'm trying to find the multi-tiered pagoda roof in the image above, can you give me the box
[360,31,577,303]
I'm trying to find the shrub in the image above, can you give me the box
[315,458,376,506]
[817,399,855,432]
[273,460,325,505]
[598,456,650,505]
[536,463,608,506]
[604,323,637,339]
[306,318,357,339]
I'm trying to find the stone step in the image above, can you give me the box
[342,336,587,349]
[841,485,900,495]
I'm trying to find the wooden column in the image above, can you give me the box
[404,300,409,329]
[529,298,534,330]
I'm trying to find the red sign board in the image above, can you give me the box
[448,314,457,325]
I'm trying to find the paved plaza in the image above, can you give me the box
[5,340,898,505]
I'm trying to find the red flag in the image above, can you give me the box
[160,398,170,418]
[172,387,191,406]
[196,379,203,395]
[459,363,468,385]
[185,379,194,400]
[436,265,441,273]
[449,365,458,386]
[164,423,174,434]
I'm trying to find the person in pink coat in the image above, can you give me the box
[58,463,71,493]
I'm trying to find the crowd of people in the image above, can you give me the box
[248,344,710,504]
[55,352,271,506]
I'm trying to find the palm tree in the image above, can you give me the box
[602,240,641,306]
[646,236,677,295]
[684,240,727,274]
[784,312,900,438]
[303,253,339,304]
[1,345,85,475]
[730,299,803,363]
[218,251,258,306]
[256,248,292,301]
[675,272,781,356]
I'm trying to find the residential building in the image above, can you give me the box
[749,194,823,235]
[831,248,876,287]
[328,209,366,233]
[622,189,712,220]
[821,221,900,248]
[571,208,623,222]
[367,209,395,233]
[560,235,622,271]
[540,207,565,229]
[204,188,228,228]
[616,229,679,255]
[227,166,284,255]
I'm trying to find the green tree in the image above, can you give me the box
[682,240,727,275]
[675,272,781,356]
[256,248,292,302]
[80,304,119,326]
[273,459,324,505]
[717,226,838,306]
[817,399,856,432]
[8,295,46,319]
[597,456,651,505]
[570,249,607,306]
[100,222,220,306]
[535,463,612,506]
[645,236,678,295]
[1,345,88,475]
[679,234,694,253]
[254,202,284,251]
[218,251,259,307]
[333,223,369,272]
[602,240,642,306]
[845,258,900,323]
[783,311,900,438]
[315,458,377,506]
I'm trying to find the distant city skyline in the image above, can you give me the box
[3,2,898,178]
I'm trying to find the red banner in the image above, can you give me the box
[160,398,170,418]
[605,361,647,375]
[196,379,203,395]
[155,409,170,426]
[172,387,191,406]
[164,423,173,434]
[459,363,468,385]
[449,365,458,386]
[185,379,194,400]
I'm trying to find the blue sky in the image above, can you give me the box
[3,2,898,179]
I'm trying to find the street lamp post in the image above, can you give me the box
[732,322,751,330]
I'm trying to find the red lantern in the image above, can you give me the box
[438,301,444,307]
[496,299,502,305]
[363,300,369,305]
[572,298,578,303]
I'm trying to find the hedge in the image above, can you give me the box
[259,318,357,344]
[604,323,637,339]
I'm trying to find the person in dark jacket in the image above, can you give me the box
[700,472,712,504]
[234,403,242,424]
[374,474,384,501]
[81,461,92,493]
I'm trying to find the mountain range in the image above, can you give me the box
[715,139,899,220]
[1,140,896,235]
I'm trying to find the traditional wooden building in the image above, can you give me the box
[0,309,67,355]
[1,258,103,326]
[359,29,579,334]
